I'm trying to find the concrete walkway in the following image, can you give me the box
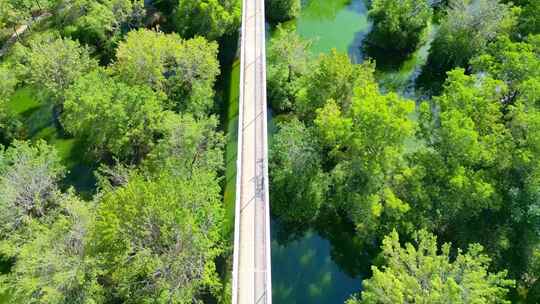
[231,0,272,303]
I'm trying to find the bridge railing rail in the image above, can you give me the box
[231,0,248,301]
[260,0,272,300]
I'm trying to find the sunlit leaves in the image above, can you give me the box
[173,0,240,40]
[348,230,514,304]
[368,0,432,53]
[26,36,97,102]
[113,29,220,116]
[62,70,166,162]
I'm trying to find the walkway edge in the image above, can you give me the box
[231,0,247,301]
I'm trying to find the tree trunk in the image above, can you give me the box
[12,26,20,41]
[35,0,42,11]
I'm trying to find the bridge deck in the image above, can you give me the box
[231,0,271,303]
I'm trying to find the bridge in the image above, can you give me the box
[231,0,272,303]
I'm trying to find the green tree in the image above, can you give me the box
[367,0,432,54]
[425,0,516,76]
[144,113,225,177]
[314,70,415,236]
[267,26,310,112]
[518,0,540,35]
[0,64,23,144]
[173,0,240,40]
[0,140,64,256]
[295,50,369,120]
[62,70,166,162]
[472,34,540,103]
[265,0,300,23]
[270,118,328,224]
[26,35,97,102]
[92,172,224,303]
[347,230,514,304]
[404,70,511,230]
[1,196,103,303]
[53,0,145,59]
[0,64,17,102]
[113,29,220,116]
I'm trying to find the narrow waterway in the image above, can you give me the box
[269,0,434,303]
[270,1,369,303]
[221,0,435,303]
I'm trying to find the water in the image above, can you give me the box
[269,1,435,303]
[269,2,370,303]
[218,0,434,302]
[272,228,362,304]
[293,0,370,62]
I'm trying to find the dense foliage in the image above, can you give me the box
[424,0,517,78]
[347,230,514,304]
[92,172,224,302]
[173,0,240,40]
[26,35,97,102]
[0,1,232,302]
[367,0,432,54]
[1,0,540,303]
[265,0,301,23]
[266,1,540,302]
[269,31,415,238]
[113,29,220,115]
[266,26,310,112]
[62,69,167,162]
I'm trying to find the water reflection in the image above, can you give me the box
[271,222,363,304]
[269,1,372,303]
[269,1,436,302]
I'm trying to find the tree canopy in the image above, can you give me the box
[425,0,517,77]
[173,0,240,40]
[347,230,514,304]
[265,0,301,23]
[62,69,167,162]
[26,35,97,102]
[92,172,224,303]
[113,29,220,116]
[367,0,432,54]
[0,140,64,257]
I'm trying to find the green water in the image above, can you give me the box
[270,1,435,303]
[293,0,370,62]
[7,87,97,197]
[222,60,241,238]
[286,0,434,98]
[272,228,362,304]
[270,1,370,303]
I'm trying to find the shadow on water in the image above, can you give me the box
[272,220,366,304]
[269,1,375,303]
[372,23,439,98]
[271,206,378,304]
[270,1,443,302]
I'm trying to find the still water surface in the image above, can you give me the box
[271,1,370,303]
[269,0,435,302]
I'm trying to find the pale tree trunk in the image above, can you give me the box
[12,26,20,41]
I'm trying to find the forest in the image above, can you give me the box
[0,0,539,303]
